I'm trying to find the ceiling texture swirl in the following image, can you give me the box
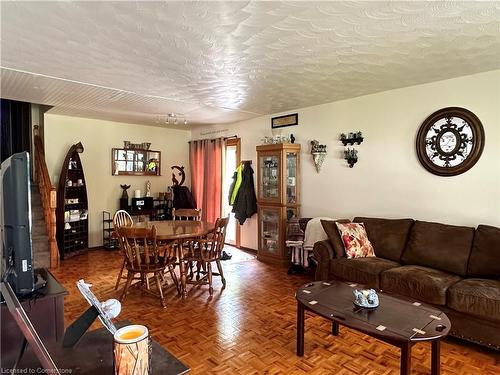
[1,1,499,127]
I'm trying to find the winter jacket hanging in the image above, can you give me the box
[228,164,243,205]
[232,163,257,225]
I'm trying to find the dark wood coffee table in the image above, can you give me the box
[296,280,450,375]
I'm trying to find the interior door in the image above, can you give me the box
[222,138,241,247]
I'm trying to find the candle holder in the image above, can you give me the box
[344,148,358,168]
[114,325,151,375]
[340,131,364,146]
[310,140,327,172]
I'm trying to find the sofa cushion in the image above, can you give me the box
[448,279,500,323]
[401,221,474,276]
[467,225,500,278]
[380,265,462,305]
[353,217,414,262]
[321,219,350,258]
[335,222,375,259]
[330,257,400,289]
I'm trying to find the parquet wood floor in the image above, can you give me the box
[51,249,500,374]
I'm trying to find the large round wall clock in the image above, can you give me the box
[416,107,485,177]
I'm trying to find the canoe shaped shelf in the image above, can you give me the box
[56,142,89,259]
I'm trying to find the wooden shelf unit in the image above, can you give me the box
[102,211,118,249]
[56,143,89,259]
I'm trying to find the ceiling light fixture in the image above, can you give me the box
[156,113,188,126]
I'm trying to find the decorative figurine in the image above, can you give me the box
[145,180,151,197]
[147,158,157,172]
[353,289,379,308]
[171,165,186,186]
[290,134,296,144]
[120,184,131,199]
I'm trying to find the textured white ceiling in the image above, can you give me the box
[1,1,500,127]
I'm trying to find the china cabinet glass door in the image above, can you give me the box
[285,152,298,205]
[285,206,299,221]
[260,207,281,256]
[259,154,280,203]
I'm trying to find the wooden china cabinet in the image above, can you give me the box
[256,143,301,265]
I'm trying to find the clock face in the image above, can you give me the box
[416,108,484,176]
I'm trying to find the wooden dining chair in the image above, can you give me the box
[116,225,178,308]
[172,208,202,221]
[172,208,202,276]
[114,209,134,228]
[183,217,229,295]
[113,210,134,290]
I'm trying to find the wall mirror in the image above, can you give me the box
[416,107,484,177]
[112,148,161,176]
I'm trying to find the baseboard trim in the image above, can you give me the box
[239,246,257,254]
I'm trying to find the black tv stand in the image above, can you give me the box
[33,269,48,291]
[1,269,67,368]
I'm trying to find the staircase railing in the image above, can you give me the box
[33,126,59,268]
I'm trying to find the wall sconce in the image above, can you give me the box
[340,131,363,146]
[310,140,327,172]
[344,148,358,168]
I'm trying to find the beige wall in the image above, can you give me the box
[192,70,500,250]
[44,114,190,247]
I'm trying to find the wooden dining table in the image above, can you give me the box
[133,220,215,298]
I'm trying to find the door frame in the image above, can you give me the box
[225,138,241,248]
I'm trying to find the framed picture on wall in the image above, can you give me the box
[271,113,298,129]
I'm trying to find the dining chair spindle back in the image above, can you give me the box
[113,210,133,290]
[184,217,229,295]
[172,208,202,221]
[116,226,178,308]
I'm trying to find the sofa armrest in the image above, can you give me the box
[313,240,335,281]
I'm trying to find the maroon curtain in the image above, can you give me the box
[189,138,224,223]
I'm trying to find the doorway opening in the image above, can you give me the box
[222,138,241,247]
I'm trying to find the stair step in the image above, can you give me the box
[32,220,46,228]
[32,241,48,246]
[34,253,50,269]
[33,242,49,250]
[32,230,47,238]
[29,182,51,269]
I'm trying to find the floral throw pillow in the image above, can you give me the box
[335,222,375,259]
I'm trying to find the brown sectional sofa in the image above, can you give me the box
[313,217,500,350]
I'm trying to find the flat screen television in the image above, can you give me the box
[0,151,34,295]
